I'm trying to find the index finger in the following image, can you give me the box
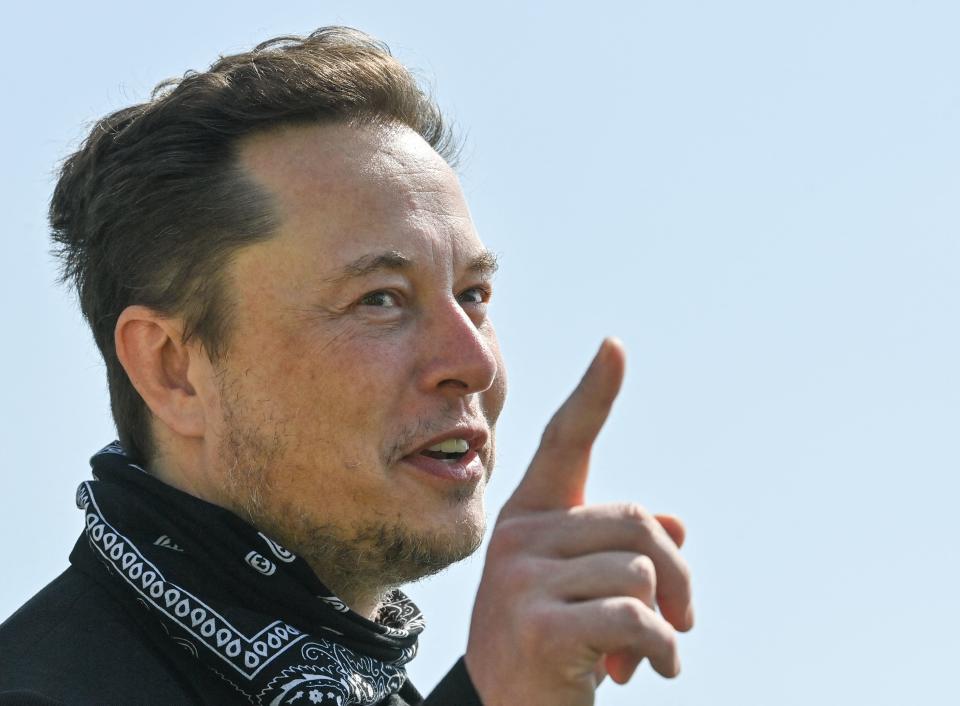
[504,337,626,513]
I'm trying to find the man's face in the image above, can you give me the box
[203,123,505,600]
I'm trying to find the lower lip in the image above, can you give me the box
[400,449,484,483]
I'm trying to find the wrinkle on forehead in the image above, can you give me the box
[237,122,458,223]
[236,123,478,276]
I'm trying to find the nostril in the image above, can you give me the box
[438,378,469,389]
[423,306,499,394]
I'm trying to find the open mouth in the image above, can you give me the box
[403,431,486,482]
[419,437,470,462]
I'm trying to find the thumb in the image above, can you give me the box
[505,338,626,513]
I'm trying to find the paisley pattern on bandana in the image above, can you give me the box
[72,443,423,705]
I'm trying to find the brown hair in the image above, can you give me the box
[51,27,456,464]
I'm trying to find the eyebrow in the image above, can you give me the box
[332,250,411,282]
[467,250,500,277]
[325,248,499,286]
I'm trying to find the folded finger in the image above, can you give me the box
[562,597,680,679]
[512,505,693,631]
[543,552,656,608]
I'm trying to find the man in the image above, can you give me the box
[0,28,693,705]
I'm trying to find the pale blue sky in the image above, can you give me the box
[2,2,958,704]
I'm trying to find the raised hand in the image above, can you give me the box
[464,339,694,705]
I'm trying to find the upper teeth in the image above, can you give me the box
[427,438,470,454]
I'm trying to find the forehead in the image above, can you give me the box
[230,123,488,312]
[237,122,474,254]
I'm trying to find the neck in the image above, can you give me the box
[227,508,399,622]
[314,577,385,621]
[147,437,406,622]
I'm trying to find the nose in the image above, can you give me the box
[419,299,499,396]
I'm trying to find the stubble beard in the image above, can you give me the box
[217,384,489,608]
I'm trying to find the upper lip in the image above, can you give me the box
[406,424,489,457]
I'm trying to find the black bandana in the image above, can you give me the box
[69,443,424,706]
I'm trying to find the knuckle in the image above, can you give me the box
[613,598,648,630]
[620,502,651,524]
[540,411,592,453]
[523,603,563,644]
[539,414,568,450]
[502,556,546,594]
[628,554,656,589]
[487,517,529,557]
[619,503,655,537]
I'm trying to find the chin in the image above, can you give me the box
[216,404,490,591]
[392,467,489,580]
[238,485,488,595]
[400,493,486,568]
[380,516,486,586]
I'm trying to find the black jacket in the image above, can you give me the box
[0,566,480,705]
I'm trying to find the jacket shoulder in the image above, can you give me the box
[0,567,202,705]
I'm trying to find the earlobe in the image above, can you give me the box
[114,305,207,439]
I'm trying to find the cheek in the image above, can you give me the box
[255,326,417,440]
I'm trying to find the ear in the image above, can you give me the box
[114,305,210,440]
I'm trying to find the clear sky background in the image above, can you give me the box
[2,2,958,704]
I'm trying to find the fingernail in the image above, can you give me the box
[685,605,695,629]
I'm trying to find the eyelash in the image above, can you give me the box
[358,290,402,308]
[357,285,492,309]
[459,285,492,305]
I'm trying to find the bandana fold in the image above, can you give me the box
[70,442,423,706]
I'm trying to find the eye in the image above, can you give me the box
[458,285,492,306]
[358,290,401,308]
